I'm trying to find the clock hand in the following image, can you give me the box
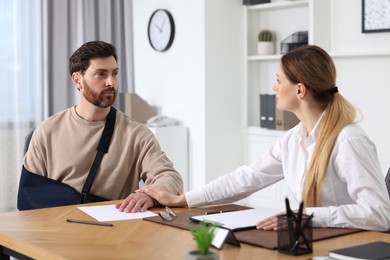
[160,17,166,30]
[154,24,162,33]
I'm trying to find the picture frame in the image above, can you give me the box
[362,0,390,33]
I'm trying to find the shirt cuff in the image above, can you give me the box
[185,188,207,208]
[306,207,331,227]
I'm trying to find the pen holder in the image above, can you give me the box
[277,214,313,256]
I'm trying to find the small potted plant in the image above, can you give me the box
[185,222,219,260]
[257,29,275,55]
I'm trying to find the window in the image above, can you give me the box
[0,0,43,124]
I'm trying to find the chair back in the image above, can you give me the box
[386,167,390,199]
[24,129,35,155]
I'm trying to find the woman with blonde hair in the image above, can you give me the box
[117,45,390,231]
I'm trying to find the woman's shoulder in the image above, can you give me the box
[338,123,367,139]
[336,123,376,148]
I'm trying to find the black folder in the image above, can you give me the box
[260,94,299,130]
[260,94,269,128]
[260,94,276,129]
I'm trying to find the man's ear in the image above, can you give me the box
[71,72,82,91]
[296,83,307,99]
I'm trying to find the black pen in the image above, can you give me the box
[205,210,238,215]
[285,198,295,245]
[294,201,304,239]
[289,201,304,252]
[66,219,114,227]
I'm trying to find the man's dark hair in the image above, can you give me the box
[69,41,117,76]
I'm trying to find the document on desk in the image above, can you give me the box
[190,207,280,231]
[78,204,157,222]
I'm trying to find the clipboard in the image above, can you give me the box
[190,208,280,231]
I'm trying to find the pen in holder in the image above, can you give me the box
[277,199,313,256]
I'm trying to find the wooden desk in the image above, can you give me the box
[0,202,389,260]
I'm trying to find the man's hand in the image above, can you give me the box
[115,192,155,213]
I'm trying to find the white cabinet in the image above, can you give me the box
[243,127,299,210]
[242,0,330,210]
[148,126,189,192]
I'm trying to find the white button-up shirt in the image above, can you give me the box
[186,114,390,231]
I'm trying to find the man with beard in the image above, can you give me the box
[20,41,183,212]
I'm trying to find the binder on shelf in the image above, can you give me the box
[267,94,276,129]
[259,94,275,129]
[259,94,300,130]
[260,94,274,129]
[260,94,269,128]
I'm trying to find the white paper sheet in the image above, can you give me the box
[78,204,157,222]
[190,207,280,230]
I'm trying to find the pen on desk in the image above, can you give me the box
[66,219,113,227]
[205,210,238,215]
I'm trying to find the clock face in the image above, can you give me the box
[148,9,175,52]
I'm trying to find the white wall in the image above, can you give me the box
[132,0,206,190]
[204,1,244,183]
[330,0,390,53]
[329,0,390,173]
[132,0,244,190]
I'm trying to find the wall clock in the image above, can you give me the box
[148,9,175,52]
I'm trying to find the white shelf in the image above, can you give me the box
[243,0,308,208]
[248,51,390,61]
[247,126,287,136]
[247,54,282,61]
[245,49,390,61]
[245,0,314,128]
[247,0,308,11]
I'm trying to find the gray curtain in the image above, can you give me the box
[43,0,134,116]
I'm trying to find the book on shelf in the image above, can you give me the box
[328,241,390,260]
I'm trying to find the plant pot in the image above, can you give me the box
[257,41,275,55]
[185,250,219,260]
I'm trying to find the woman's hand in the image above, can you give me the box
[136,185,187,207]
[257,208,305,230]
[256,214,280,230]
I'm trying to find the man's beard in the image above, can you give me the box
[83,81,117,108]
